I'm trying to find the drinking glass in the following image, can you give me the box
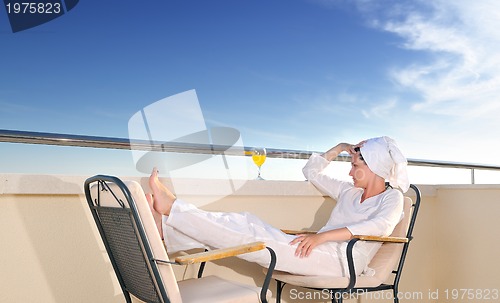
[252,147,266,180]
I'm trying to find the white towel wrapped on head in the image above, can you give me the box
[359,136,410,192]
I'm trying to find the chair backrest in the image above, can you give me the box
[366,184,421,284]
[84,175,183,303]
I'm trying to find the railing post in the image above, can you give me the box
[471,168,475,184]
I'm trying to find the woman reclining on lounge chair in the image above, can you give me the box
[146,136,409,277]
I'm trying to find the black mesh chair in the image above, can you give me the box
[84,175,276,303]
[272,184,421,303]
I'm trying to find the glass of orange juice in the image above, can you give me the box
[252,147,266,180]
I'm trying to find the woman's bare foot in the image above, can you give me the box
[148,167,176,216]
[145,193,163,239]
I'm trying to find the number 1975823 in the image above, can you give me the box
[5,2,62,14]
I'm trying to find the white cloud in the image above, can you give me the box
[310,0,500,122]
[374,0,500,120]
[329,0,500,167]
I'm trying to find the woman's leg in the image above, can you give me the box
[149,168,176,216]
[165,200,347,276]
[149,168,346,276]
[145,193,163,238]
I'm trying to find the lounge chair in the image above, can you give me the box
[84,175,276,303]
[273,184,421,303]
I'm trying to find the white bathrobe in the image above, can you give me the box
[162,153,404,277]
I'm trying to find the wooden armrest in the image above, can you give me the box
[281,229,317,235]
[353,235,408,243]
[174,241,266,265]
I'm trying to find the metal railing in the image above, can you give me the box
[2,129,499,183]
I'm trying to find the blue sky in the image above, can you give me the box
[1,0,500,181]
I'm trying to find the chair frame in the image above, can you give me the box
[84,175,276,303]
[275,184,421,303]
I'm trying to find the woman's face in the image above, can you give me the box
[349,153,373,188]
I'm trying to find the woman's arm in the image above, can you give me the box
[302,143,357,199]
[294,142,364,258]
[289,228,353,258]
[321,143,356,161]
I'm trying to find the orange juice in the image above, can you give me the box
[252,154,266,167]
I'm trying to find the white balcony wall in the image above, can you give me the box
[1,174,499,303]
